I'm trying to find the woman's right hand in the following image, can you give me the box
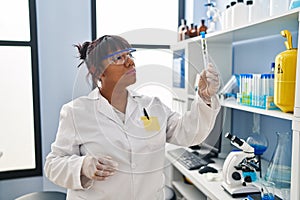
[81,155,118,181]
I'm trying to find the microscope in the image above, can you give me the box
[222,133,261,198]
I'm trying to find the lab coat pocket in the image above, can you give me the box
[146,130,166,151]
[141,116,161,131]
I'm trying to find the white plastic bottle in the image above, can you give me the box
[246,0,253,23]
[230,1,237,28]
[249,0,269,23]
[270,0,290,16]
[232,0,249,27]
[224,4,232,30]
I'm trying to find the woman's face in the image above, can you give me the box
[100,49,136,89]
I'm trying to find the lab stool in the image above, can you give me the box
[165,185,176,200]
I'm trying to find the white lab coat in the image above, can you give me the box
[44,88,220,200]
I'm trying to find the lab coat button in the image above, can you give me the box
[131,163,137,168]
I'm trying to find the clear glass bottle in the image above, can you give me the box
[265,132,292,189]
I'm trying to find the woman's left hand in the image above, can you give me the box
[198,63,220,104]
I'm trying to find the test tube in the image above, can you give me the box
[200,32,209,69]
[269,74,274,96]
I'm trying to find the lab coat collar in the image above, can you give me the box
[87,88,101,100]
[86,88,143,100]
[87,88,143,125]
[125,90,142,123]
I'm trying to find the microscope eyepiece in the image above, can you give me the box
[225,132,243,146]
[225,132,233,140]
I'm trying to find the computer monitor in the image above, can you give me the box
[190,107,224,158]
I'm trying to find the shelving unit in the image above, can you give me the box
[169,8,300,200]
[172,181,206,200]
[221,100,294,121]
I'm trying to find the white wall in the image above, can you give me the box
[0,1,91,199]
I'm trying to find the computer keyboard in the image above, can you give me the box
[167,148,210,170]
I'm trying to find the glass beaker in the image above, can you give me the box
[264,132,292,189]
[261,181,275,200]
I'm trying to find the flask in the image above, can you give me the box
[246,114,268,156]
[274,30,297,113]
[246,114,268,178]
[265,132,292,189]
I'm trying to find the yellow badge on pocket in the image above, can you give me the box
[141,116,160,131]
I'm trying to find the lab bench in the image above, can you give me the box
[165,144,234,200]
[165,144,288,200]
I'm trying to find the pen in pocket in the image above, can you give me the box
[143,108,150,120]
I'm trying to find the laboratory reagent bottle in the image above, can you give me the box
[178,19,188,41]
[249,0,269,23]
[198,19,208,34]
[232,0,249,28]
[270,0,290,16]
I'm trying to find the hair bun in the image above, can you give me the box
[74,41,90,60]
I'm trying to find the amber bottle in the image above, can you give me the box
[198,19,208,34]
[189,23,198,38]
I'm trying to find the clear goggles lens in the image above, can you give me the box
[103,48,136,66]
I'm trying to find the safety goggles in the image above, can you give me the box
[102,48,136,66]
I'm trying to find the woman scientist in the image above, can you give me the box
[44,35,221,200]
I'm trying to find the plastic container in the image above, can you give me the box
[232,0,249,27]
[219,74,239,95]
[249,0,269,23]
[270,0,290,16]
[246,0,253,23]
[224,4,232,29]
[289,0,300,9]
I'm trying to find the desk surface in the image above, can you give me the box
[165,144,246,200]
